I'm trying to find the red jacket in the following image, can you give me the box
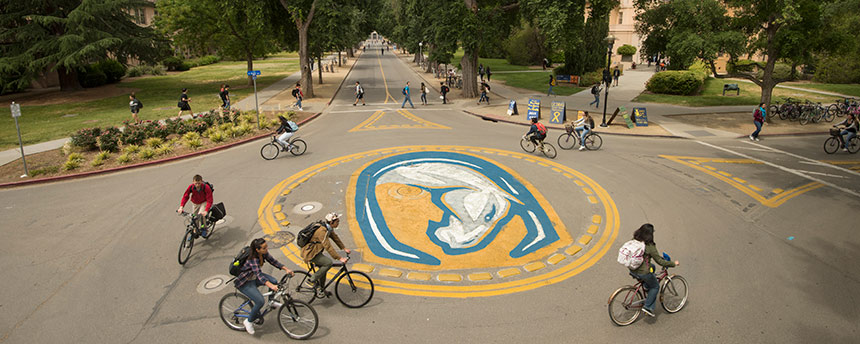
[180,183,213,211]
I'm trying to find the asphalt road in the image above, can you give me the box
[1,46,859,344]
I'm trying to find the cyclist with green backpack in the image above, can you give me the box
[232,238,294,335]
[299,213,351,298]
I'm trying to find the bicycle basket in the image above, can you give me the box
[830,128,842,136]
[564,123,574,134]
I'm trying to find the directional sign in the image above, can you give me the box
[10,102,21,118]
[526,98,541,120]
[633,107,648,127]
[247,70,261,76]
[549,101,565,124]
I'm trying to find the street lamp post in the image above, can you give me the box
[600,35,616,127]
[418,42,423,65]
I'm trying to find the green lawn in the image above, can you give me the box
[492,71,585,96]
[781,82,860,98]
[0,59,298,150]
[451,48,531,72]
[632,77,835,107]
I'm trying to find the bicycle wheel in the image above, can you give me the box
[848,137,860,154]
[177,229,194,265]
[520,138,535,153]
[824,108,836,122]
[799,112,810,125]
[827,104,840,119]
[608,286,644,326]
[824,137,840,154]
[778,105,789,120]
[278,300,318,340]
[660,275,689,313]
[219,292,252,331]
[289,139,307,156]
[584,134,603,150]
[812,108,823,123]
[540,143,557,159]
[335,271,374,308]
[261,143,280,160]
[557,133,577,150]
[768,105,780,119]
[289,271,317,304]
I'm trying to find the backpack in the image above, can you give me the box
[229,246,252,276]
[296,221,323,248]
[591,85,600,94]
[402,87,407,95]
[205,181,214,193]
[137,100,143,109]
[291,89,300,98]
[358,85,364,95]
[535,122,547,136]
[617,240,646,270]
[287,120,299,132]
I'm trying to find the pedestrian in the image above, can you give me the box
[589,83,602,108]
[478,63,485,82]
[750,103,766,141]
[420,82,428,105]
[219,84,230,114]
[291,83,304,111]
[401,81,414,108]
[477,81,491,105]
[613,67,621,87]
[128,92,142,122]
[542,58,549,70]
[177,88,192,118]
[353,81,366,106]
[486,66,491,81]
[440,82,449,104]
[381,47,384,55]
[547,75,557,96]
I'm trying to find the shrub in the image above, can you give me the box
[155,145,173,156]
[234,123,252,137]
[91,155,105,167]
[240,114,256,125]
[161,56,189,71]
[96,151,111,161]
[184,137,203,149]
[219,123,234,131]
[145,137,163,148]
[30,165,59,176]
[186,119,208,134]
[121,122,147,146]
[209,131,225,143]
[64,153,85,170]
[117,153,132,164]
[814,55,860,84]
[645,70,706,95]
[193,55,221,66]
[259,117,276,129]
[222,127,235,138]
[97,59,127,83]
[78,64,107,88]
[617,44,637,56]
[124,144,141,154]
[141,121,170,139]
[71,127,101,151]
[504,23,547,66]
[138,147,156,160]
[183,131,201,141]
[580,70,603,86]
[97,127,122,152]
[67,153,85,163]
[165,118,191,135]
[126,66,144,77]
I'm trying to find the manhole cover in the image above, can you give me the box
[197,275,231,294]
[293,202,323,215]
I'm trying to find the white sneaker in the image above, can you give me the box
[243,319,256,335]
[749,135,755,141]
[579,146,586,151]
[754,137,760,142]
[298,107,303,111]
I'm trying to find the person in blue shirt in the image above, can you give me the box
[401,81,415,108]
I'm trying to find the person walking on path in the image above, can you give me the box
[177,88,192,118]
[420,82,428,105]
[547,75,557,96]
[128,92,142,122]
[477,81,491,105]
[219,84,230,114]
[486,66,492,81]
[300,213,351,298]
[749,103,766,141]
[589,83,602,108]
[291,83,304,111]
[401,81,415,108]
[440,82,449,104]
[612,67,621,87]
[478,63,485,82]
[353,81,366,106]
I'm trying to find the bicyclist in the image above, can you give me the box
[834,111,858,152]
[300,213,351,298]
[629,224,680,318]
[573,112,594,151]
[523,118,547,148]
[176,174,213,237]
[234,238,295,335]
[274,115,298,151]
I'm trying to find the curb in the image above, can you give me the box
[735,131,828,139]
[328,50,364,106]
[462,110,685,139]
[0,112,323,189]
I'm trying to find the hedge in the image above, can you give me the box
[645,70,706,95]
[617,44,637,56]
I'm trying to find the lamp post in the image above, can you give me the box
[600,35,616,127]
[418,42,423,65]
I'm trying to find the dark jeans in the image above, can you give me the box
[421,93,427,104]
[752,120,763,138]
[589,94,600,107]
[632,271,660,312]
[238,273,277,322]
[441,94,447,104]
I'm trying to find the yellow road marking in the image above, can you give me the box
[468,273,493,281]
[497,268,521,278]
[438,274,463,282]
[523,262,546,272]
[547,254,566,265]
[352,264,375,273]
[406,272,431,281]
[748,184,763,192]
[380,268,403,278]
[732,177,747,184]
[564,245,582,256]
[376,54,397,103]
[772,188,783,194]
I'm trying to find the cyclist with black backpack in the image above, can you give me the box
[299,213,351,298]
[176,174,214,237]
[232,238,294,335]
[523,118,548,148]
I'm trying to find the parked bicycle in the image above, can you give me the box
[607,253,688,326]
[824,127,860,154]
[219,273,319,339]
[557,125,603,151]
[177,211,215,265]
[521,136,558,158]
[261,135,307,160]
[827,97,858,118]
[290,253,374,308]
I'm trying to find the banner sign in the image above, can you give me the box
[633,107,648,126]
[549,101,566,124]
[526,98,541,120]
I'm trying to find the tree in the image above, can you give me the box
[522,0,587,75]
[459,0,520,97]
[0,0,168,91]
[279,0,319,98]
[155,0,280,86]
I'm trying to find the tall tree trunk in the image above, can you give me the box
[298,26,313,98]
[317,56,323,84]
[347,47,355,58]
[57,65,82,91]
[759,20,781,123]
[247,52,254,86]
[461,50,479,98]
[338,51,342,66]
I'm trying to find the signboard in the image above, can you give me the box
[554,75,581,85]
[619,106,634,129]
[10,103,21,118]
[507,100,519,116]
[247,70,261,80]
[549,101,566,124]
[526,98,541,120]
[633,107,648,126]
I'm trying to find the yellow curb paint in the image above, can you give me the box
[565,245,582,256]
[468,273,493,281]
[281,190,290,196]
[749,184,763,192]
[552,168,562,173]
[574,180,585,186]
[538,162,549,167]
[704,165,716,171]
[587,225,599,234]
[582,188,594,195]
[732,177,747,184]
[352,264,374,273]
[578,235,593,245]
[524,262,546,272]
[563,173,574,179]
[497,268,521,278]
[588,196,598,204]
[275,212,286,221]
[718,171,732,177]
[592,215,602,224]
[407,272,432,281]
[438,274,463,282]
[547,254,566,265]
[772,188,783,194]
[273,204,282,213]
[280,221,290,226]
[525,159,536,163]
[379,268,403,278]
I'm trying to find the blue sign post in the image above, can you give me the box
[247,70,262,128]
[549,101,566,124]
[633,107,648,126]
[527,98,541,120]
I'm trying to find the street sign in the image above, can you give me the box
[10,102,28,176]
[507,100,518,116]
[247,70,261,76]
[10,102,21,118]
[549,101,565,124]
[526,98,541,120]
[633,107,648,126]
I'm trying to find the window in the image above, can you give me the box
[618,11,623,25]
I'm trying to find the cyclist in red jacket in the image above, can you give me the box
[177,174,213,236]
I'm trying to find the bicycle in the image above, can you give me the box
[521,135,558,159]
[219,273,319,339]
[607,253,688,326]
[824,127,860,154]
[558,124,603,151]
[177,211,215,265]
[289,253,374,308]
[261,135,307,160]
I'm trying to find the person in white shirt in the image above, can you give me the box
[353,81,365,106]
[573,112,594,151]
